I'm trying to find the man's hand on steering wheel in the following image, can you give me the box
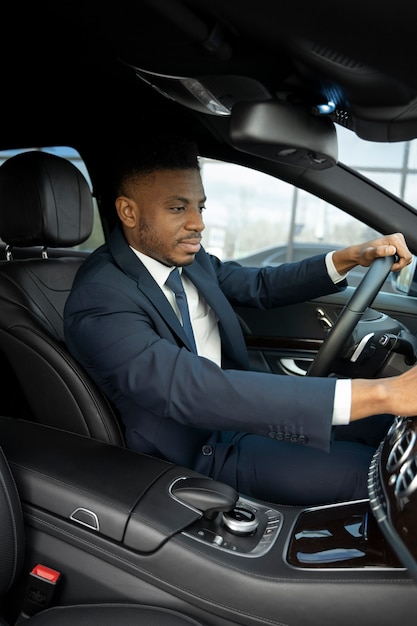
[332,232,412,276]
[307,232,413,378]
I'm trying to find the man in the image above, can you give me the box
[64,135,416,506]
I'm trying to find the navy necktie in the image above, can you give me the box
[166,268,197,353]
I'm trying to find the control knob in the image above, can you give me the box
[222,506,259,535]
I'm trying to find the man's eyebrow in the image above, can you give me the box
[165,195,207,204]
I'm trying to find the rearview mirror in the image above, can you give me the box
[230,100,338,170]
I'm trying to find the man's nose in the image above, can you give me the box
[186,209,205,231]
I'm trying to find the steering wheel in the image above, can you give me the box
[306,255,395,377]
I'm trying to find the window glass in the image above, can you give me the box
[200,158,379,263]
[200,126,417,294]
[0,146,104,251]
[199,160,383,291]
[336,126,417,206]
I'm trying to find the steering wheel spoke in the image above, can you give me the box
[306,255,395,377]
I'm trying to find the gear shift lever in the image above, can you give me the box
[171,477,238,519]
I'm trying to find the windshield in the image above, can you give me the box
[336,125,417,208]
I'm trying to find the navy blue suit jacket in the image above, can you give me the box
[64,224,347,470]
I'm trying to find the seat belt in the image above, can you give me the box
[15,564,61,624]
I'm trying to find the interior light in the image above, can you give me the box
[313,101,336,116]
[180,78,231,116]
[135,68,232,116]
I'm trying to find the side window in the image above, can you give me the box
[0,146,105,252]
[200,158,385,291]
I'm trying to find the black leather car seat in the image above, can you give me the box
[0,445,205,625]
[0,151,124,445]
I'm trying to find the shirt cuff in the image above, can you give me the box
[332,378,351,425]
[325,251,348,284]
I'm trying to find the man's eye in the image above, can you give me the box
[170,206,205,213]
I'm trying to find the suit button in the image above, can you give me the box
[267,431,276,439]
[298,435,308,444]
[202,445,213,456]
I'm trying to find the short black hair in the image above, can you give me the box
[114,134,200,196]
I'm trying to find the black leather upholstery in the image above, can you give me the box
[0,444,205,625]
[0,153,205,622]
[26,606,206,625]
[0,152,124,445]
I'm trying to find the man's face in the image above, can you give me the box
[117,168,206,267]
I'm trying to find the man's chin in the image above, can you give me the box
[165,253,196,267]
[178,255,196,267]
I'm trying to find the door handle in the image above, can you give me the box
[280,358,313,376]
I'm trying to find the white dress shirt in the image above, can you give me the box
[131,249,221,365]
[325,252,350,425]
[131,247,351,425]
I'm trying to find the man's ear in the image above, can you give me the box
[115,196,137,227]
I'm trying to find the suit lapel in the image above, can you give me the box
[109,226,195,348]
[183,264,250,369]
[109,226,249,367]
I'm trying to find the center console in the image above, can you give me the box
[0,415,416,626]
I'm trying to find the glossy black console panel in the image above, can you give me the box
[287,500,402,569]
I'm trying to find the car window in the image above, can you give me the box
[0,147,105,252]
[200,157,382,289]
[335,126,417,206]
[199,125,417,294]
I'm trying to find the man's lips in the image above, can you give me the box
[178,238,201,253]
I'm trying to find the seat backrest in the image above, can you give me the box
[0,152,125,446]
[0,445,25,609]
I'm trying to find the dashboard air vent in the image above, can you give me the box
[386,429,416,473]
[395,454,417,499]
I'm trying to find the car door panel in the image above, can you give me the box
[235,287,417,376]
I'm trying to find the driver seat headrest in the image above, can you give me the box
[0,150,93,249]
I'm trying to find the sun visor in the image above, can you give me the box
[230,100,338,169]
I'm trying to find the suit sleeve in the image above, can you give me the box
[206,252,347,308]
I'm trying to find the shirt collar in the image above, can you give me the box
[129,247,175,288]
